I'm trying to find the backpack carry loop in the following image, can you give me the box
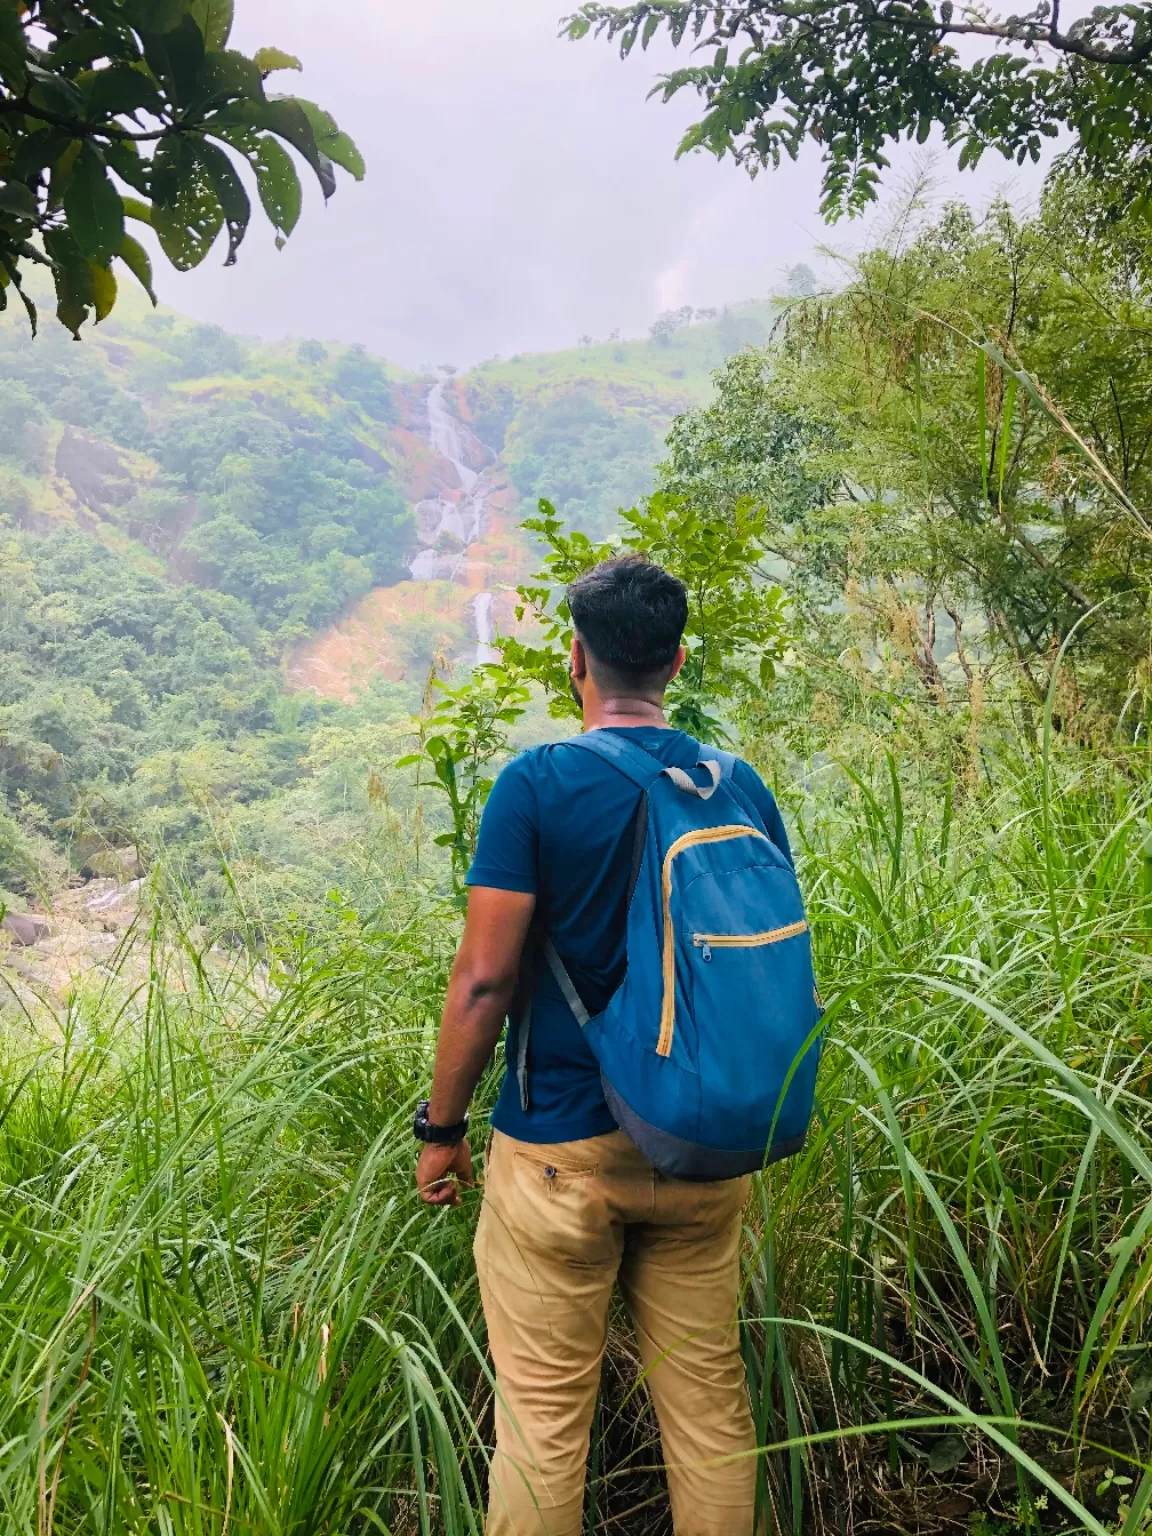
[513,733,729,1111]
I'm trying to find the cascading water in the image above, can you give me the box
[408,378,496,663]
[473,590,498,664]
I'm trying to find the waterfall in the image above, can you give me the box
[426,381,479,493]
[473,591,498,665]
[408,379,496,664]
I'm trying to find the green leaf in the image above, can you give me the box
[140,13,206,106]
[248,135,301,238]
[122,0,188,35]
[977,349,988,503]
[11,126,73,180]
[89,260,117,322]
[193,139,250,264]
[295,98,366,179]
[0,179,37,219]
[996,374,1017,509]
[43,227,95,337]
[253,46,302,76]
[197,49,264,104]
[928,1433,967,1473]
[26,61,85,117]
[63,143,125,265]
[51,25,132,69]
[0,0,28,88]
[188,0,234,50]
[85,61,164,119]
[0,249,36,335]
[117,230,157,303]
[103,139,151,194]
[121,196,153,225]
[150,137,223,270]
[212,96,336,198]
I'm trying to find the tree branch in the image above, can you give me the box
[0,96,172,143]
[576,1,1152,66]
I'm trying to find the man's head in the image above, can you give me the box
[567,555,688,709]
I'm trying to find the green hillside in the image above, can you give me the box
[0,289,778,911]
[464,301,776,537]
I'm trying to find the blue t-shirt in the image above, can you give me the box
[466,726,794,1144]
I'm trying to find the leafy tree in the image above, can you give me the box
[332,345,396,423]
[649,304,693,345]
[397,665,530,897]
[783,263,818,298]
[1,312,150,442]
[502,495,787,742]
[155,399,415,624]
[168,321,246,376]
[504,389,659,539]
[682,189,1152,726]
[0,375,44,462]
[564,0,1152,219]
[0,0,363,336]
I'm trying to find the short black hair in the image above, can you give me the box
[567,555,688,683]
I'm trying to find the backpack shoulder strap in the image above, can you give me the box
[563,729,668,787]
[567,730,729,800]
[710,747,739,781]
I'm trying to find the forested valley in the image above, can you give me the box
[3,1,1152,1532]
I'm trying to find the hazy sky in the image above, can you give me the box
[151,0,1048,368]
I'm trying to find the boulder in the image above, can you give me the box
[2,911,52,946]
[75,839,143,881]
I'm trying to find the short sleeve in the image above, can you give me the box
[466,752,539,893]
[733,762,795,870]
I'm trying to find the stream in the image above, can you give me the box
[409,380,498,664]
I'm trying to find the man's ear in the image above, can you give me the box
[570,633,588,679]
[668,645,687,682]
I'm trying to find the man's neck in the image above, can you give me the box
[582,695,670,732]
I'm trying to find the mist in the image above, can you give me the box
[151,0,1049,368]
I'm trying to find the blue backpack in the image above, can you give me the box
[518,730,823,1181]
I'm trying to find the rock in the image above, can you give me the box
[2,911,52,946]
[55,427,135,516]
[75,840,143,881]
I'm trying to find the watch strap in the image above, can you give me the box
[414,1099,469,1146]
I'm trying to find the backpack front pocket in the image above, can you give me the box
[692,920,808,962]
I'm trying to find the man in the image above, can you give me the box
[413,556,795,1535]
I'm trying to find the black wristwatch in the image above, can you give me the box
[413,1099,469,1146]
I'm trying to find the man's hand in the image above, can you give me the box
[416,1139,475,1206]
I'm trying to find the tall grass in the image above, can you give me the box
[1,736,1149,1534]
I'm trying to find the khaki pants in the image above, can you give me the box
[474,1128,757,1535]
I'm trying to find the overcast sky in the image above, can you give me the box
[151,0,1049,368]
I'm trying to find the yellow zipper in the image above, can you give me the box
[658,825,770,1057]
[693,919,809,958]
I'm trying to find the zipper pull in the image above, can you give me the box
[701,941,712,962]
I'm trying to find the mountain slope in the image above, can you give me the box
[0,290,775,907]
[292,300,778,693]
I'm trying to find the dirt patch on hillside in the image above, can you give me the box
[287,481,534,699]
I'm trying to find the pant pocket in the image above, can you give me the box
[510,1138,602,1177]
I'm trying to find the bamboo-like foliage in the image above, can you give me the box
[2,722,1149,1534]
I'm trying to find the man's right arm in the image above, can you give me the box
[415,752,540,1205]
[416,885,536,1205]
